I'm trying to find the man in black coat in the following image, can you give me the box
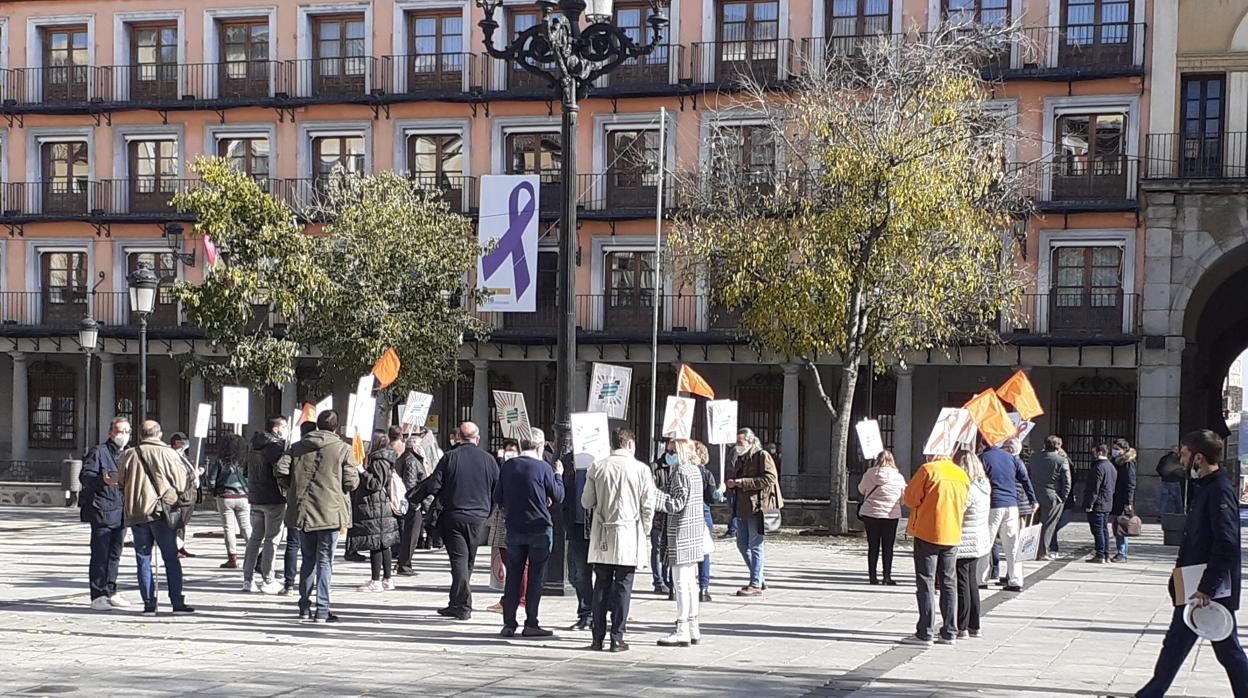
[426,421,499,620]
[1082,444,1117,564]
[394,435,430,576]
[1136,429,1247,698]
[81,417,133,611]
[561,449,593,630]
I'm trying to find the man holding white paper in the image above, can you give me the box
[1136,429,1247,698]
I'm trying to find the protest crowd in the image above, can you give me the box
[74,358,1246,696]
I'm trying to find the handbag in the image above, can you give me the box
[136,446,191,531]
[761,508,782,534]
[1116,513,1144,537]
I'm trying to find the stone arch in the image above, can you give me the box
[1233,9,1248,51]
[1177,237,1248,438]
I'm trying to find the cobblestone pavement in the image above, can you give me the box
[0,506,1242,697]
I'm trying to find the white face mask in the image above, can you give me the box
[503,452,518,461]
[734,445,749,456]
[112,432,130,449]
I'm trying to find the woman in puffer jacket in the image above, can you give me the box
[954,448,992,639]
[348,434,401,592]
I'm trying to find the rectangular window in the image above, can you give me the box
[1060,0,1132,68]
[114,364,159,427]
[219,19,271,97]
[828,0,890,39]
[509,10,552,89]
[29,362,76,449]
[604,250,658,332]
[407,133,465,210]
[612,3,668,85]
[128,139,178,212]
[1052,113,1127,201]
[42,25,89,102]
[407,11,465,91]
[606,129,661,208]
[1180,75,1225,178]
[506,131,561,211]
[1049,245,1124,333]
[312,135,366,185]
[128,251,179,326]
[40,141,90,214]
[40,251,88,325]
[130,23,178,100]
[717,0,780,79]
[712,124,776,191]
[218,136,272,180]
[313,15,367,95]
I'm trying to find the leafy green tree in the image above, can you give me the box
[671,28,1029,533]
[295,171,487,407]
[174,160,486,407]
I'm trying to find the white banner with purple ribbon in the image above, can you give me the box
[478,174,539,312]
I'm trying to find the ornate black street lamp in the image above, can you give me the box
[79,316,99,454]
[128,263,159,427]
[474,0,669,592]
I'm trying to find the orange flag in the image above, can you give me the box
[297,403,317,425]
[677,364,716,399]
[352,432,366,466]
[371,348,400,389]
[964,389,1015,447]
[996,370,1044,421]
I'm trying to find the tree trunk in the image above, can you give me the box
[828,364,859,534]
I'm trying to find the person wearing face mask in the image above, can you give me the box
[167,432,199,560]
[649,441,677,595]
[1083,444,1117,564]
[242,416,289,594]
[1136,429,1247,698]
[80,417,134,612]
[726,427,781,597]
[1109,438,1137,563]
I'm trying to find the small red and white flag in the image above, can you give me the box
[203,235,219,270]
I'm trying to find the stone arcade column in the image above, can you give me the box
[97,353,116,442]
[10,352,28,461]
[780,363,801,478]
[471,360,490,444]
[893,366,915,479]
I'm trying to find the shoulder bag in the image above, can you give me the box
[1115,513,1143,537]
[137,446,190,531]
[856,483,881,522]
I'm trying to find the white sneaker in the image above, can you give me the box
[357,580,384,593]
[242,580,260,593]
[381,578,396,591]
[91,597,113,612]
[261,579,284,595]
[106,594,132,609]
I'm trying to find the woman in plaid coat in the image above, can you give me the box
[654,439,709,647]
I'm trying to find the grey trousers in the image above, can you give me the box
[244,502,285,583]
[217,497,252,556]
[1037,491,1064,559]
[913,537,958,641]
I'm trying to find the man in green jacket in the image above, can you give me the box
[276,410,359,623]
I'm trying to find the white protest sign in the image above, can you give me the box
[221,386,250,425]
[923,408,975,457]
[192,402,212,439]
[587,363,632,420]
[1008,412,1036,443]
[493,390,531,438]
[706,399,738,445]
[662,395,695,439]
[856,419,885,460]
[478,174,540,312]
[345,392,357,436]
[570,412,612,467]
[314,395,333,416]
[287,408,299,446]
[400,391,434,433]
[350,395,377,439]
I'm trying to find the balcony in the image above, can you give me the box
[4,66,107,108]
[0,290,184,334]
[600,45,685,92]
[98,178,195,218]
[691,39,793,85]
[1011,157,1138,213]
[577,171,678,217]
[287,57,379,100]
[474,293,746,341]
[382,53,481,95]
[1003,292,1139,340]
[0,181,101,220]
[1143,132,1248,181]
[1006,23,1145,79]
[407,174,478,213]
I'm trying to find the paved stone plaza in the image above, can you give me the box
[0,506,1242,698]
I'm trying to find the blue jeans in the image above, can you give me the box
[734,513,765,588]
[1087,512,1110,558]
[503,528,552,629]
[725,491,739,536]
[1158,482,1185,515]
[698,507,713,590]
[1137,603,1248,698]
[1114,531,1129,558]
[299,529,339,620]
[283,529,302,587]
[650,524,668,588]
[88,524,126,600]
[132,521,185,610]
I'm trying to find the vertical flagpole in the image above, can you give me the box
[648,107,667,462]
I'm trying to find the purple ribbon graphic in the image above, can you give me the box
[481,180,536,301]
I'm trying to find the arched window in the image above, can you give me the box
[29,361,76,449]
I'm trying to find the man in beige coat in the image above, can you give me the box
[115,420,193,616]
[581,428,655,652]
